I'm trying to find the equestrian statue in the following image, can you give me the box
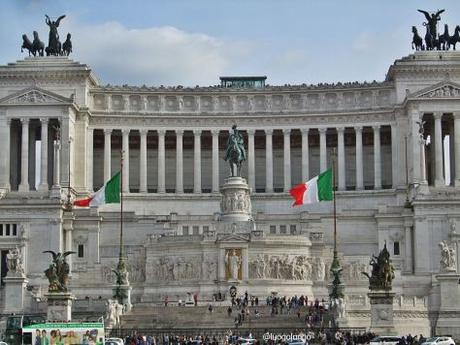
[224,125,247,177]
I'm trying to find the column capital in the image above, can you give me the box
[157,129,166,136]
[193,129,202,136]
[175,129,184,136]
[139,129,149,136]
[283,128,291,135]
[246,129,255,136]
[300,128,310,135]
[336,126,345,134]
[121,128,130,136]
[103,128,113,135]
[433,112,443,120]
[40,117,49,124]
[354,126,363,133]
[20,118,29,124]
[211,129,220,136]
[264,129,273,135]
[318,127,327,134]
[372,125,381,131]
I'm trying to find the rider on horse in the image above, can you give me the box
[224,125,247,177]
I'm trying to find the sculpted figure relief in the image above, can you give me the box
[226,249,242,280]
[439,240,456,272]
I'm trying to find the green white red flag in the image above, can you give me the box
[74,172,120,207]
[289,169,333,206]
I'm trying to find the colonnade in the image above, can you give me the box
[91,125,391,193]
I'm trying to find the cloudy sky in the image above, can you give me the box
[1,0,459,87]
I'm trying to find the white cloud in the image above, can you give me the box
[67,20,252,86]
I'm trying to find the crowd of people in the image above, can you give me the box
[119,331,431,345]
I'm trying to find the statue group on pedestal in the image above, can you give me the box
[439,240,456,272]
[43,250,75,292]
[21,15,72,57]
[6,246,25,276]
[412,9,460,51]
[362,243,395,291]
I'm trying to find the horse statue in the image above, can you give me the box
[224,125,247,177]
[32,31,45,57]
[21,34,33,56]
[448,25,460,50]
[423,23,435,50]
[62,33,72,56]
[411,26,424,51]
[439,24,450,50]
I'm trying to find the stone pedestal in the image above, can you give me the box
[368,291,396,335]
[220,177,252,222]
[3,275,28,313]
[45,292,74,321]
[435,273,460,340]
[112,284,132,312]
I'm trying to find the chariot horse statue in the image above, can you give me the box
[224,125,247,177]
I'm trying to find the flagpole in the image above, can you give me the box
[329,147,343,301]
[119,149,124,263]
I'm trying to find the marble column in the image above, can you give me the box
[319,128,327,172]
[283,129,291,192]
[86,127,94,192]
[38,118,49,191]
[18,118,29,192]
[122,129,130,193]
[434,112,445,187]
[337,127,346,191]
[176,130,184,193]
[391,124,399,189]
[52,140,61,188]
[0,119,11,190]
[157,129,166,193]
[247,129,255,191]
[301,128,309,181]
[265,129,273,193]
[193,129,202,193]
[355,126,364,190]
[454,113,460,187]
[139,129,148,193]
[373,125,382,189]
[103,129,112,182]
[211,129,220,193]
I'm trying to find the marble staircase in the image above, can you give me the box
[119,305,309,330]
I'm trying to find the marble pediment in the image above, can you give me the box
[0,87,73,106]
[216,233,250,243]
[409,81,460,99]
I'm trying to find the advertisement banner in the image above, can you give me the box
[22,322,105,345]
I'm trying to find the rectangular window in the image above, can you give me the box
[270,225,276,234]
[290,225,297,235]
[182,226,189,236]
[393,241,400,256]
[193,226,199,235]
[12,224,17,236]
[78,244,84,258]
[5,224,10,236]
[280,225,287,234]
[0,224,3,236]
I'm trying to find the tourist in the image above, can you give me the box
[35,330,42,345]
[208,304,213,313]
[164,295,169,307]
[227,306,232,317]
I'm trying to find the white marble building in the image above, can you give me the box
[0,52,460,334]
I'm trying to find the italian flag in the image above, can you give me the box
[289,169,333,206]
[74,172,120,207]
